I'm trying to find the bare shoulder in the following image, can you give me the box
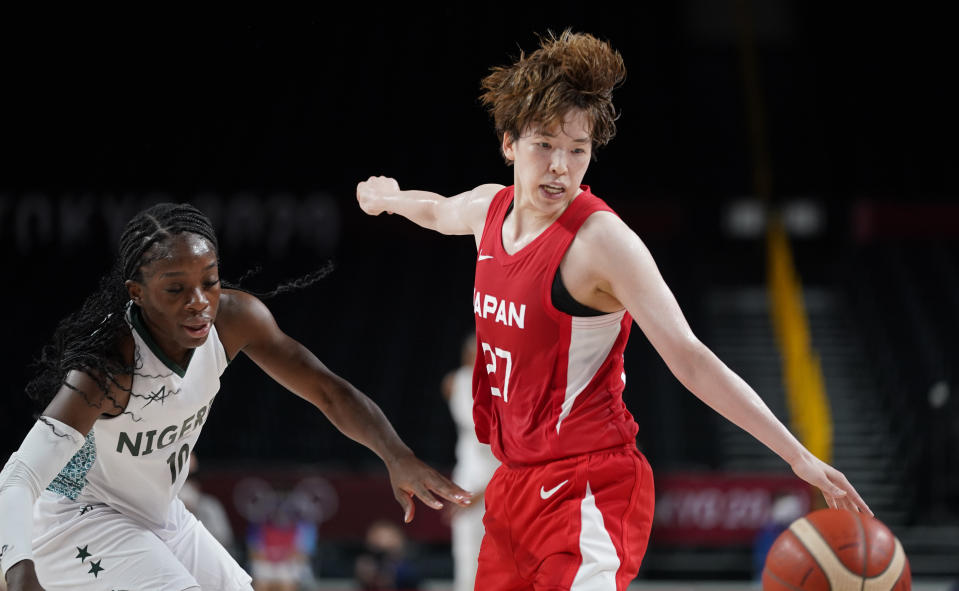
[460,183,505,237]
[575,210,639,254]
[214,289,278,356]
[460,183,503,215]
[216,288,269,319]
[566,211,652,281]
[463,182,504,207]
[466,183,504,202]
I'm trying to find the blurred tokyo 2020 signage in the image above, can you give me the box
[0,192,341,258]
[196,466,452,543]
[652,472,812,546]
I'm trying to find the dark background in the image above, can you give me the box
[1,1,955,468]
[1,3,957,578]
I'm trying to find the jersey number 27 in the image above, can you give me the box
[480,342,512,403]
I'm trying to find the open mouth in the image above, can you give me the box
[183,321,211,339]
[541,184,566,198]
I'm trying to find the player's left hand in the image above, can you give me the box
[385,452,473,523]
[790,451,872,515]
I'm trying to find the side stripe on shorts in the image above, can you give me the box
[570,482,619,590]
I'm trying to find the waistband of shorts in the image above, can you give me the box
[499,443,640,471]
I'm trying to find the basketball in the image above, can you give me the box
[762,508,911,590]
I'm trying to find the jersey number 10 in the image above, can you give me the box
[166,442,191,485]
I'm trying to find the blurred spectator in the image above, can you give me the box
[752,490,804,580]
[247,501,318,591]
[441,333,499,591]
[354,519,421,590]
[179,452,238,558]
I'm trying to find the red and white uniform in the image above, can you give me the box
[472,185,638,465]
[471,186,655,590]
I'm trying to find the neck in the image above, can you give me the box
[502,187,575,254]
[136,307,194,370]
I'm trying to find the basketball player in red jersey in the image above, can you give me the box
[357,30,871,590]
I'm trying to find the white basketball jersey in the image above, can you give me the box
[47,305,228,529]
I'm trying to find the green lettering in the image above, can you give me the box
[142,430,157,455]
[116,432,142,456]
[157,425,178,449]
[195,404,208,427]
[180,415,195,439]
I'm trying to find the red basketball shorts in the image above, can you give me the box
[475,446,655,591]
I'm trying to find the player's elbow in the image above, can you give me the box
[663,336,713,389]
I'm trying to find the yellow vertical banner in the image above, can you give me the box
[766,218,833,463]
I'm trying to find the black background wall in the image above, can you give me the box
[2,3,956,474]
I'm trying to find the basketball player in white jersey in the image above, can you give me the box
[357,30,871,590]
[441,334,499,591]
[0,203,471,591]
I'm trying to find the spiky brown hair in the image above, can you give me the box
[479,29,627,161]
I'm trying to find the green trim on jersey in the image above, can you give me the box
[130,306,193,378]
[48,430,97,500]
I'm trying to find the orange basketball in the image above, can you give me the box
[762,508,911,590]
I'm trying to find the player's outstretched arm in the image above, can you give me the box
[216,290,472,522]
[579,213,872,515]
[1,371,116,591]
[356,176,499,238]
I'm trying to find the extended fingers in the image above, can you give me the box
[829,470,873,515]
[391,478,442,523]
[413,483,444,510]
[394,489,414,523]
[821,483,872,516]
[429,476,473,506]
[840,486,872,515]
[389,456,477,522]
[842,484,872,516]
[413,471,476,508]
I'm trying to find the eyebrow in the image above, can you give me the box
[535,131,590,143]
[159,261,217,279]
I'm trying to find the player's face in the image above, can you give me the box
[504,108,593,215]
[126,232,221,364]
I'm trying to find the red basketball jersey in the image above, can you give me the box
[472,185,639,466]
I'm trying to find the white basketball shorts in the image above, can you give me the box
[31,491,252,591]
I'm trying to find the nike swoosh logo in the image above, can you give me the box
[540,479,569,499]
[478,254,494,261]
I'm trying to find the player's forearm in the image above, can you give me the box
[0,484,36,581]
[378,190,460,234]
[252,340,415,462]
[1,419,85,580]
[314,379,415,465]
[676,343,807,466]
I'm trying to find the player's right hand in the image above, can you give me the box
[790,451,872,516]
[356,176,400,216]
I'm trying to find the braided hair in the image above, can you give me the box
[26,202,331,412]
[120,203,219,283]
